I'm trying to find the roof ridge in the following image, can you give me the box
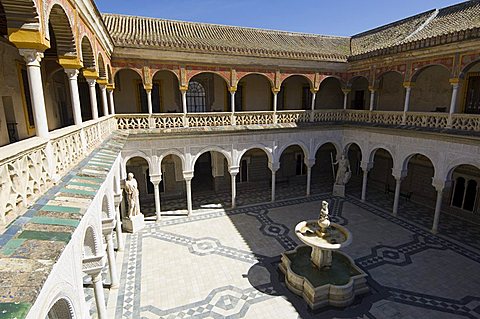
[101,13,350,39]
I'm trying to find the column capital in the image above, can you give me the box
[432,178,446,192]
[114,193,123,206]
[179,86,188,93]
[229,86,237,93]
[86,78,97,87]
[304,158,316,168]
[64,68,79,79]
[449,78,461,85]
[229,166,240,175]
[83,69,99,80]
[368,86,376,93]
[58,56,83,70]
[403,81,415,89]
[271,88,280,95]
[107,83,116,91]
[391,169,408,180]
[19,49,43,67]
[183,171,194,181]
[310,88,318,95]
[268,161,280,172]
[97,78,109,86]
[98,83,107,91]
[149,173,162,184]
[341,88,351,95]
[360,161,374,172]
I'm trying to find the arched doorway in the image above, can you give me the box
[277,145,307,199]
[447,165,480,219]
[348,77,369,110]
[279,75,312,110]
[376,71,404,111]
[153,70,181,112]
[113,69,143,113]
[460,59,480,114]
[312,143,338,193]
[410,65,451,112]
[237,74,272,111]
[345,143,363,194]
[237,148,271,204]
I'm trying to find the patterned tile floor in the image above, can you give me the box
[109,184,480,319]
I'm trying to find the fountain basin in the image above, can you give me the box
[280,246,369,309]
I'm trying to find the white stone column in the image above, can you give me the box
[342,89,350,110]
[105,233,119,288]
[273,90,278,124]
[184,172,193,215]
[305,159,315,196]
[146,89,153,114]
[392,170,407,216]
[150,174,162,222]
[431,180,445,234]
[19,49,49,138]
[99,84,109,117]
[360,161,373,202]
[310,90,317,122]
[369,87,376,111]
[180,89,188,127]
[230,167,239,208]
[86,78,99,120]
[449,79,460,119]
[114,194,124,251]
[230,89,236,125]
[402,83,413,124]
[91,272,107,319]
[269,162,280,202]
[107,87,115,115]
[64,69,83,125]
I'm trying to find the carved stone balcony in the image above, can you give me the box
[101,218,116,235]
[82,255,106,276]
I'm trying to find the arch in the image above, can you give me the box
[313,141,342,158]
[237,72,274,87]
[410,64,450,82]
[80,36,95,69]
[82,226,99,257]
[101,192,114,219]
[187,71,230,86]
[376,70,403,83]
[348,75,370,87]
[46,297,76,319]
[444,160,480,181]
[192,146,233,169]
[375,71,404,111]
[318,75,345,88]
[236,144,273,166]
[113,67,143,79]
[97,53,107,79]
[275,141,309,162]
[47,4,76,56]
[107,64,113,84]
[159,150,186,172]
[152,68,180,82]
[316,76,344,109]
[368,146,395,165]
[344,142,364,160]
[460,58,480,79]
[280,74,313,89]
[1,0,39,30]
[122,152,152,172]
[400,152,437,175]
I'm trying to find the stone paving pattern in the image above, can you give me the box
[111,187,480,319]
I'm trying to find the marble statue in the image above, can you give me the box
[125,172,141,218]
[333,155,351,185]
[317,200,331,236]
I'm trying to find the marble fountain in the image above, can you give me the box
[280,201,369,310]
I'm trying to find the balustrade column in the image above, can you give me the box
[107,86,116,115]
[99,84,109,117]
[91,272,108,319]
[86,78,99,120]
[230,167,239,208]
[114,194,124,251]
[105,233,119,288]
[184,172,193,215]
[181,88,188,127]
[310,90,317,122]
[402,83,413,124]
[19,49,49,138]
[360,161,373,202]
[369,87,376,111]
[150,174,162,222]
[342,89,350,110]
[272,90,279,124]
[64,69,83,125]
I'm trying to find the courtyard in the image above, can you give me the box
[107,189,480,319]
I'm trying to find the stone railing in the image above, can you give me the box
[114,110,480,133]
[0,116,117,228]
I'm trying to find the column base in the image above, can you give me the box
[123,214,145,233]
[332,184,345,197]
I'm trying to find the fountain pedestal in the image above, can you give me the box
[280,218,369,310]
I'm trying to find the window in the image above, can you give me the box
[187,81,206,112]
[295,153,306,175]
[464,74,480,114]
[451,176,478,212]
[17,64,35,132]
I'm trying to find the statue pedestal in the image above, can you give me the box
[332,184,345,197]
[123,214,145,233]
